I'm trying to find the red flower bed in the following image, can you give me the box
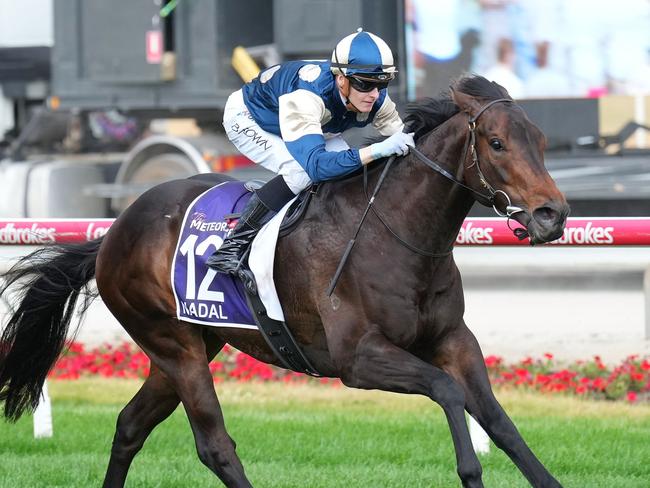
[485,353,650,403]
[49,342,650,403]
[49,342,338,386]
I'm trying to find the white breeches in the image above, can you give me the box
[222,89,349,194]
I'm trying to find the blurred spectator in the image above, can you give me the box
[475,0,516,75]
[483,39,524,98]
[562,0,610,96]
[410,0,480,97]
[519,0,571,98]
[523,40,572,98]
[408,0,650,100]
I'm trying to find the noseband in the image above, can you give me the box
[410,98,524,220]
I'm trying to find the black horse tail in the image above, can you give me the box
[0,237,103,421]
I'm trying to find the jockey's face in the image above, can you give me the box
[336,75,379,113]
[348,83,379,112]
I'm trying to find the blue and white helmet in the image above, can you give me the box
[330,29,397,81]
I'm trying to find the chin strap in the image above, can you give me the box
[345,99,361,112]
[339,80,361,113]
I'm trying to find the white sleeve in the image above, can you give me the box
[278,89,362,182]
[373,94,404,136]
[278,89,328,142]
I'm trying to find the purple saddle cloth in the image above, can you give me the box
[171,181,257,329]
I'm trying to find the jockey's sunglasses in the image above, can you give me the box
[347,75,391,93]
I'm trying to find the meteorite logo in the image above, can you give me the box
[552,222,614,245]
[191,211,206,224]
[0,223,56,244]
[456,222,494,245]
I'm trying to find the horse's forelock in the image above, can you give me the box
[399,76,513,143]
[404,97,459,142]
[453,75,512,102]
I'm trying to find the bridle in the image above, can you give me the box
[408,97,530,241]
[411,98,524,219]
[328,98,531,295]
[364,98,531,257]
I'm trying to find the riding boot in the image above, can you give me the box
[207,175,296,294]
[207,193,275,276]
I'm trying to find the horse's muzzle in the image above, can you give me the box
[524,201,570,245]
[514,201,570,245]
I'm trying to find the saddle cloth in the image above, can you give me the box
[171,181,295,328]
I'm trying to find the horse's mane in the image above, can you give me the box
[404,75,511,141]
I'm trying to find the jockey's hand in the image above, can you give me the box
[369,132,415,160]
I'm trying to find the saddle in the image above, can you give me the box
[186,173,320,376]
[189,173,316,237]
[243,179,317,237]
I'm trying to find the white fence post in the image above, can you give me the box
[645,267,650,340]
[467,413,490,454]
[33,380,53,438]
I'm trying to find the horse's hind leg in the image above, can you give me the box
[103,333,228,488]
[103,365,182,488]
[125,321,252,488]
[438,323,563,488]
[166,342,252,488]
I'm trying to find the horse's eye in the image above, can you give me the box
[489,139,504,151]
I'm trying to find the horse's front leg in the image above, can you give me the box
[332,325,484,488]
[437,323,563,488]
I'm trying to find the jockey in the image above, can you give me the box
[207,29,414,286]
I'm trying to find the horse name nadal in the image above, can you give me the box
[180,300,229,320]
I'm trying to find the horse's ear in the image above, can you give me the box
[450,86,482,117]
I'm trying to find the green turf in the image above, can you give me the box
[1,381,649,487]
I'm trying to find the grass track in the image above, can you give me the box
[1,380,649,487]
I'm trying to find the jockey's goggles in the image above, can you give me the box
[347,74,393,92]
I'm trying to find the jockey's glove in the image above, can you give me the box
[368,132,415,161]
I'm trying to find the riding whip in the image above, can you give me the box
[326,154,397,296]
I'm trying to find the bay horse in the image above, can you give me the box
[0,76,568,488]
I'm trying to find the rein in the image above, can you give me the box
[364,98,529,254]
[326,98,529,296]
[414,98,525,219]
[362,163,454,258]
[326,155,397,296]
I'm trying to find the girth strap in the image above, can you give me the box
[244,289,321,376]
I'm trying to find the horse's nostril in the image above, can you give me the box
[533,206,559,224]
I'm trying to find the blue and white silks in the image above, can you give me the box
[241,61,403,182]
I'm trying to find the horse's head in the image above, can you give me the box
[450,78,569,244]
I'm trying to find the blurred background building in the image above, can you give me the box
[0,0,649,218]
